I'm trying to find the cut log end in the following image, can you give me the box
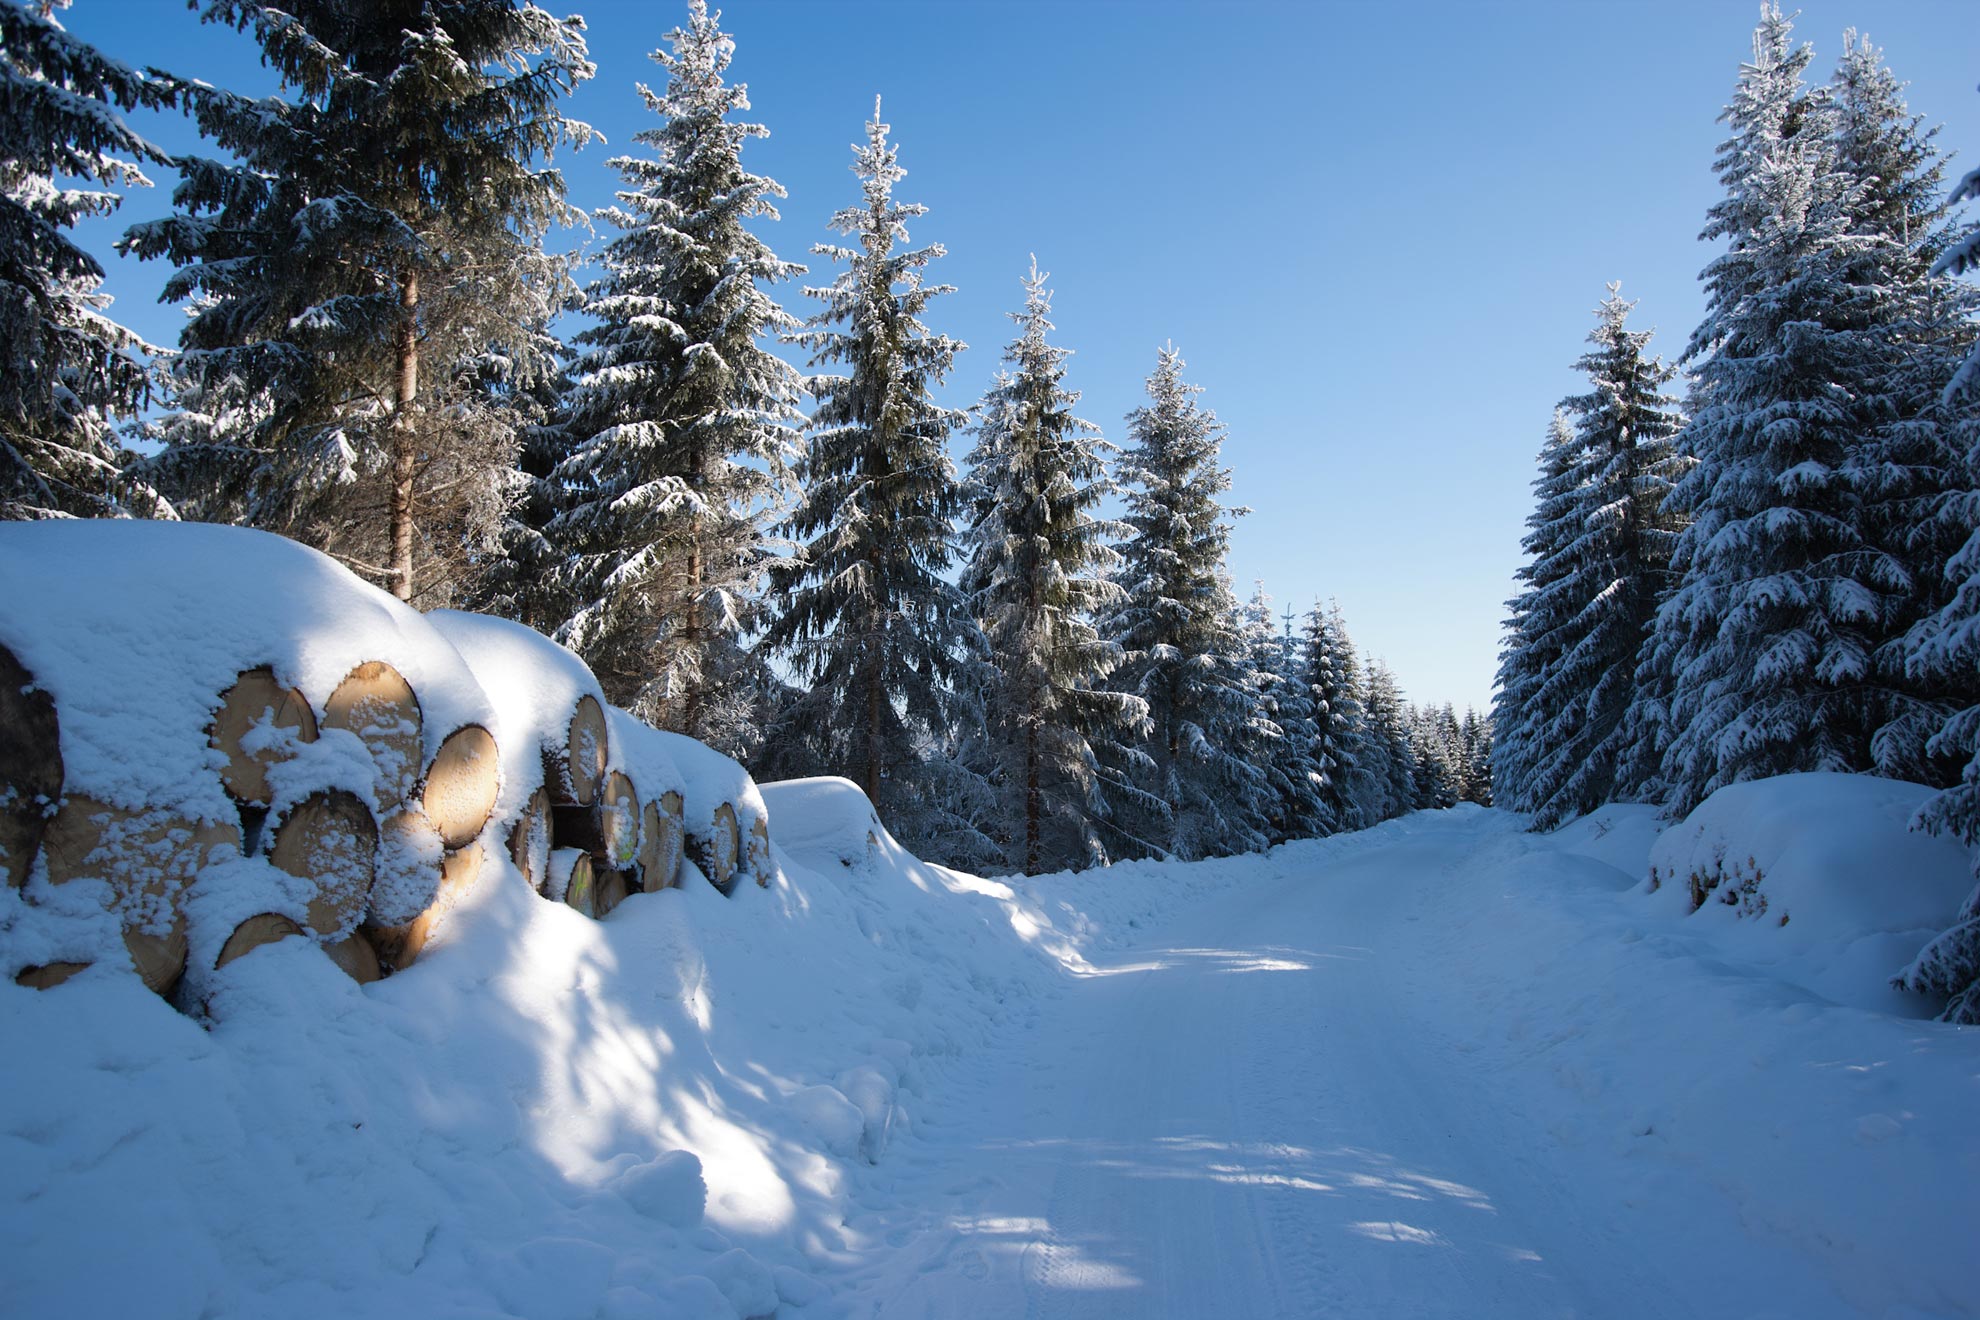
[508,786,551,889]
[694,802,741,895]
[423,724,499,851]
[42,795,237,996]
[566,695,608,807]
[217,913,303,969]
[747,815,772,888]
[636,794,684,893]
[366,840,484,975]
[210,667,317,805]
[268,789,378,940]
[601,771,639,870]
[0,642,62,890]
[15,961,89,990]
[548,846,593,911]
[323,930,382,984]
[593,867,630,920]
[323,660,423,810]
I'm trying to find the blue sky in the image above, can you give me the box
[59,0,1980,712]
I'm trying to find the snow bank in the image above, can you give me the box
[1642,772,1974,1011]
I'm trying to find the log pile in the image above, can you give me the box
[5,622,773,1012]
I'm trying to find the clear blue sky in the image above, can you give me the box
[60,0,1980,712]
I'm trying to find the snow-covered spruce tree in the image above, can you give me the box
[1360,658,1417,823]
[550,1,804,755]
[1407,703,1461,811]
[1514,287,1688,828]
[1098,346,1269,861]
[1895,64,1980,1025]
[761,100,991,861]
[959,260,1148,874]
[0,0,172,520]
[124,0,594,604]
[1640,6,1929,817]
[1492,410,1585,813]
[1301,599,1370,834]
[1231,583,1321,846]
[1458,708,1494,806]
[1828,31,1980,781]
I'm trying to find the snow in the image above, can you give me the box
[3,526,1975,1317]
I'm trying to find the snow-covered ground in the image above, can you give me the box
[5,776,1976,1317]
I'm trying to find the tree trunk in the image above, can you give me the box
[388,268,420,603]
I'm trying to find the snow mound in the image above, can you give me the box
[1645,772,1974,1012]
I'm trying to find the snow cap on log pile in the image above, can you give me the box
[425,610,619,822]
[0,522,496,828]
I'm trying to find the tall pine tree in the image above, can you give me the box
[960,260,1146,874]
[761,100,987,856]
[551,0,804,756]
[126,0,594,603]
[1515,287,1687,828]
[1303,599,1371,834]
[0,0,171,519]
[1099,347,1268,861]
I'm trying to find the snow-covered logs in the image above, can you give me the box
[422,724,500,850]
[322,661,422,810]
[0,642,60,891]
[41,794,242,994]
[209,667,318,806]
[551,695,609,808]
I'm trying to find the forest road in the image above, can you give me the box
[862,816,1696,1320]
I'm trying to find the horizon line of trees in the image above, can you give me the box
[0,0,1489,878]
[1490,5,1980,1023]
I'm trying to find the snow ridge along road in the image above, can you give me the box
[847,808,1978,1320]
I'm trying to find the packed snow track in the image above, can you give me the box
[848,809,1976,1320]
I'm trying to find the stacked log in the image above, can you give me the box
[635,792,685,893]
[209,667,317,807]
[508,787,551,890]
[691,802,742,895]
[0,643,60,891]
[746,814,772,888]
[41,794,241,995]
[366,840,483,975]
[423,724,500,850]
[322,661,422,810]
[216,913,303,970]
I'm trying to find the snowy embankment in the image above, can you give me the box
[2,523,1975,1318]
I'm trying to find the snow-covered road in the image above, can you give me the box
[848,811,1978,1320]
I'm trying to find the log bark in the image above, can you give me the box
[217,913,303,969]
[14,962,88,989]
[209,667,318,805]
[42,794,239,994]
[543,694,608,807]
[267,789,378,940]
[0,642,61,890]
[635,792,685,893]
[322,660,423,810]
[422,724,499,850]
[366,840,483,975]
[508,786,551,891]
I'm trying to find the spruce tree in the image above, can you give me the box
[0,0,171,519]
[1302,599,1371,834]
[1099,346,1268,860]
[1640,6,1918,816]
[551,0,804,754]
[1233,584,1321,845]
[960,259,1146,874]
[1897,63,1980,1025]
[1515,287,1687,827]
[125,0,594,604]
[1361,658,1417,821]
[1492,410,1585,814]
[761,100,987,855]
